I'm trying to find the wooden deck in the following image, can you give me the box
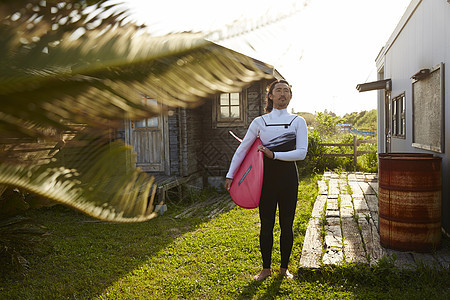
[299,171,450,270]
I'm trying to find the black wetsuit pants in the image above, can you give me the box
[259,157,299,269]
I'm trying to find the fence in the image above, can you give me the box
[320,135,376,169]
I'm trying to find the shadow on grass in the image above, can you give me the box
[236,275,284,300]
[0,202,225,299]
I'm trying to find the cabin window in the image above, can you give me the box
[219,93,241,120]
[133,97,160,129]
[213,91,247,127]
[391,93,406,138]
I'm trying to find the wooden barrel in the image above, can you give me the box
[378,153,442,252]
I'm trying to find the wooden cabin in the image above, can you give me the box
[357,0,450,234]
[115,48,283,201]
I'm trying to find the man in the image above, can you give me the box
[225,80,308,281]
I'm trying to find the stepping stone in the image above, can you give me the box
[311,195,327,218]
[341,217,367,263]
[364,194,378,215]
[356,172,365,180]
[299,218,322,268]
[318,180,328,195]
[323,224,344,265]
[323,171,332,179]
[357,217,383,265]
[348,182,363,196]
[353,197,370,214]
[328,179,340,196]
[364,173,377,182]
[339,194,353,218]
[326,198,339,218]
[348,173,357,182]
[368,182,378,195]
[357,181,375,195]
[327,217,340,226]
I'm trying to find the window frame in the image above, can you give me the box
[133,97,160,130]
[391,93,406,138]
[212,91,247,128]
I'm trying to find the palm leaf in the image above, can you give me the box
[0,215,48,275]
[0,0,274,222]
[1,132,157,222]
[0,1,273,141]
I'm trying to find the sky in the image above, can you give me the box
[120,0,412,116]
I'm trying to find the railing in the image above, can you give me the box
[320,135,376,169]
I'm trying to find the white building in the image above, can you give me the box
[357,0,450,234]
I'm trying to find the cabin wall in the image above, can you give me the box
[379,0,450,232]
[119,79,274,189]
[177,106,203,177]
[168,113,179,175]
[193,80,270,188]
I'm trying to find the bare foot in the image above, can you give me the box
[252,268,271,281]
[279,268,294,279]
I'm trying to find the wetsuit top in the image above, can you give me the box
[226,108,308,179]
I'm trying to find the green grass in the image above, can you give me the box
[1,174,449,299]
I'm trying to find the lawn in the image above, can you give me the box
[1,174,449,299]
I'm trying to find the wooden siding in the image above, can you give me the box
[118,79,274,182]
[186,106,203,176]
[194,80,271,179]
[168,113,179,175]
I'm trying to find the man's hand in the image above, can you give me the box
[224,178,233,191]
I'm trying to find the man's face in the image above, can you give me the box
[269,82,292,109]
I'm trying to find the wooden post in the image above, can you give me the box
[353,135,358,170]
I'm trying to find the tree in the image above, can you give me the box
[355,109,377,128]
[342,110,377,129]
[313,111,342,136]
[294,111,315,126]
[0,0,273,222]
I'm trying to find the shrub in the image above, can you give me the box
[298,131,377,176]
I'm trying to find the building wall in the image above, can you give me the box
[175,106,203,177]
[121,79,274,188]
[168,113,179,175]
[191,80,270,187]
[378,0,450,232]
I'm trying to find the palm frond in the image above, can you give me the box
[0,215,47,276]
[1,1,272,142]
[0,0,274,222]
[0,133,157,222]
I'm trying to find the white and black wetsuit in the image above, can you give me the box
[226,108,308,269]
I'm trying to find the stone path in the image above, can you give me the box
[299,171,450,270]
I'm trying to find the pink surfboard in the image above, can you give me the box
[228,132,264,209]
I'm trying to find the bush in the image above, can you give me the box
[297,131,377,176]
